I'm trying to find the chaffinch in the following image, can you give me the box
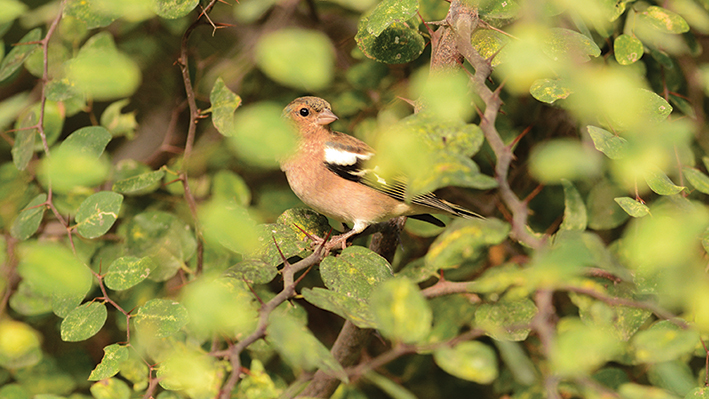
[281,96,482,248]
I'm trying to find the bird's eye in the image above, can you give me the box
[299,108,310,117]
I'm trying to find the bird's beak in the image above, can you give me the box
[316,109,338,125]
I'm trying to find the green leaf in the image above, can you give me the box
[614,197,650,218]
[209,77,242,137]
[156,347,222,397]
[60,302,108,342]
[355,17,425,64]
[255,29,334,91]
[471,28,510,67]
[60,126,112,158]
[301,287,377,328]
[683,167,709,194]
[560,179,587,231]
[88,344,129,381]
[17,241,92,298]
[266,314,347,381]
[0,0,27,24]
[14,101,64,153]
[639,6,690,34]
[0,319,42,369]
[41,144,110,194]
[76,191,123,238]
[363,372,417,399]
[543,28,601,62]
[530,78,572,104]
[66,44,141,101]
[123,211,197,281]
[320,246,393,299]
[551,318,622,376]
[11,194,46,240]
[90,378,131,399]
[182,277,258,339]
[644,168,684,195]
[112,169,165,195]
[686,387,709,399]
[614,34,644,65]
[133,299,189,338]
[631,321,700,363]
[152,0,199,19]
[365,0,418,36]
[0,92,31,130]
[100,99,137,138]
[227,102,298,168]
[529,139,602,183]
[369,277,432,344]
[618,382,679,399]
[104,256,153,291]
[64,0,117,29]
[647,360,695,396]
[637,89,673,124]
[587,125,628,160]
[474,298,537,341]
[200,199,259,255]
[212,170,251,207]
[425,218,510,271]
[0,28,41,82]
[11,127,35,172]
[587,180,630,230]
[433,341,498,384]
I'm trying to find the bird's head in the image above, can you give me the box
[283,97,338,133]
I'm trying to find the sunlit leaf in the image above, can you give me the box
[152,0,198,19]
[631,321,699,363]
[100,99,137,138]
[639,6,690,34]
[104,256,153,291]
[683,167,709,194]
[560,179,587,231]
[60,302,107,342]
[255,29,334,91]
[529,139,602,183]
[530,78,572,104]
[0,28,41,82]
[210,77,242,137]
[614,34,644,65]
[369,277,432,344]
[644,168,684,195]
[76,191,123,239]
[365,0,418,36]
[133,299,189,338]
[433,341,498,384]
[11,193,46,241]
[587,125,627,160]
[543,28,600,62]
[356,17,425,64]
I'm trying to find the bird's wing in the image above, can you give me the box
[322,139,482,219]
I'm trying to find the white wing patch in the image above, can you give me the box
[324,146,372,166]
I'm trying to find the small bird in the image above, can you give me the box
[280,96,482,248]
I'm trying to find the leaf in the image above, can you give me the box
[637,88,673,124]
[60,302,108,342]
[644,168,685,195]
[0,0,27,24]
[152,0,199,19]
[200,199,259,255]
[639,6,690,34]
[112,169,165,195]
[369,277,432,344]
[614,197,650,218]
[365,0,418,36]
[355,17,425,64]
[266,314,347,381]
[90,378,131,399]
[529,139,602,183]
[301,287,377,328]
[560,179,587,231]
[683,167,709,194]
[587,125,628,160]
[17,241,92,298]
[76,191,123,239]
[0,92,31,130]
[363,372,418,399]
[123,211,197,282]
[62,126,112,158]
[425,218,510,271]
[66,44,141,101]
[212,170,251,207]
[631,321,700,363]
[551,318,622,376]
[543,28,601,62]
[181,277,258,339]
[100,99,137,138]
[320,246,393,299]
[255,29,334,91]
[11,194,47,240]
[474,298,537,341]
[64,0,117,29]
[88,344,129,381]
[587,180,630,230]
[104,256,153,291]
[0,319,42,369]
[614,34,644,65]
[227,102,298,168]
[11,127,35,171]
[530,78,572,104]
[433,341,498,384]
[0,28,41,82]
[209,77,242,136]
[133,299,189,338]
[471,29,509,67]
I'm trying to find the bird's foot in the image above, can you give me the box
[293,224,356,252]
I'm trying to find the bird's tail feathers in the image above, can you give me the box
[440,199,484,219]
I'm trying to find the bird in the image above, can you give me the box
[280,96,482,248]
